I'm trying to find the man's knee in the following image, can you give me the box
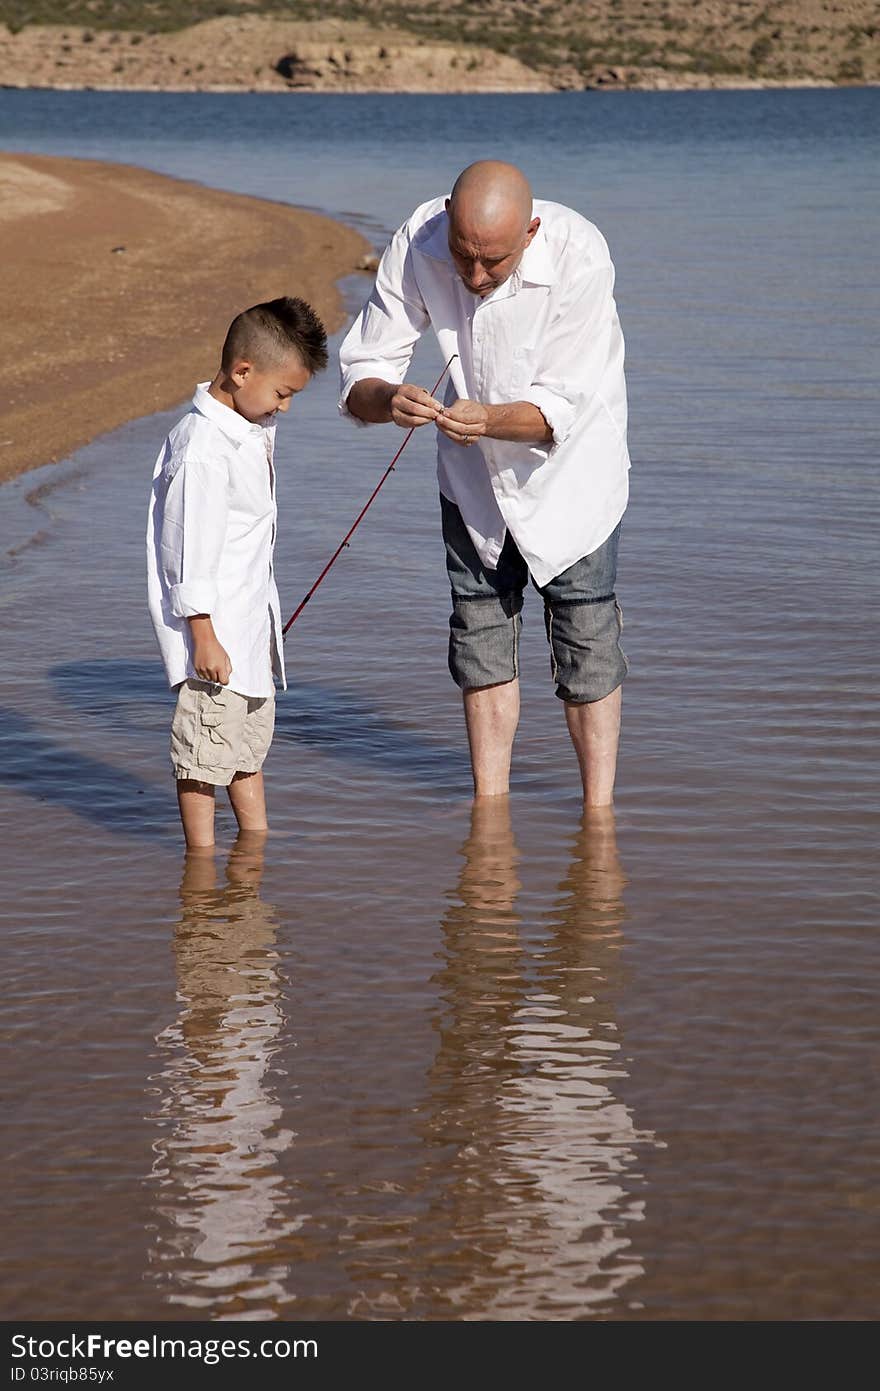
[448,595,523,690]
[544,596,628,703]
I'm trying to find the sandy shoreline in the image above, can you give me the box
[2,77,846,94]
[0,152,370,484]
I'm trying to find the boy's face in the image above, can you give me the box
[230,352,311,424]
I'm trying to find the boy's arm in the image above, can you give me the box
[163,455,232,684]
[187,614,232,686]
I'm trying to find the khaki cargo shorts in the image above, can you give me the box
[170,679,275,786]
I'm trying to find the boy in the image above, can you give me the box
[147,296,327,847]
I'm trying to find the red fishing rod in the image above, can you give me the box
[282,354,457,636]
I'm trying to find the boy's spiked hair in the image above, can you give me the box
[221,296,328,375]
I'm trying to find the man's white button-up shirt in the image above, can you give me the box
[147,383,285,699]
[339,197,630,588]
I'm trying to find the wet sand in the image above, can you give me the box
[0,152,370,483]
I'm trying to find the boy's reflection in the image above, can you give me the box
[413,800,657,1319]
[148,834,299,1317]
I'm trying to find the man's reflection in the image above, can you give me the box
[432,796,525,1093]
[147,834,299,1317]
[413,800,657,1318]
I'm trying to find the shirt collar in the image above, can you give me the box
[415,209,454,263]
[192,382,267,447]
[518,221,556,286]
[414,207,556,288]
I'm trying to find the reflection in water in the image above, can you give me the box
[413,801,659,1319]
[142,813,657,1321]
[147,835,300,1318]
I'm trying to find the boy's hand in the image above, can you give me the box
[188,615,232,685]
[194,640,232,686]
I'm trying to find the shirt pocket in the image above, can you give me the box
[509,344,539,397]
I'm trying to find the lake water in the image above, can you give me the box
[1,88,879,1322]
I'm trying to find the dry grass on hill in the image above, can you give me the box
[0,0,876,91]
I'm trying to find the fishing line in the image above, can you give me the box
[282,353,458,636]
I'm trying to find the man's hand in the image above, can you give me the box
[389,383,445,429]
[188,615,232,685]
[347,380,551,445]
[440,399,553,447]
[437,398,489,447]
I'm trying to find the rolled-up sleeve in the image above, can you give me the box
[338,221,431,423]
[160,456,229,618]
[521,261,617,448]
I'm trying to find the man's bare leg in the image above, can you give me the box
[564,685,622,807]
[463,679,520,797]
[177,779,216,848]
[228,770,268,832]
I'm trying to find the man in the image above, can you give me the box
[339,161,630,805]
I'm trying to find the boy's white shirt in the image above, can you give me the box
[146,383,286,699]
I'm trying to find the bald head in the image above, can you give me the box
[449,161,533,236]
[446,161,540,298]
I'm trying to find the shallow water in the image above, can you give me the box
[1,89,879,1321]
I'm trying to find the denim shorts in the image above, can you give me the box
[441,494,628,703]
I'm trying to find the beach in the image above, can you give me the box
[1,87,878,1324]
[0,151,369,483]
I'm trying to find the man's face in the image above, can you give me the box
[231,352,311,424]
[446,204,540,299]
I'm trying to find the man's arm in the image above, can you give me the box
[339,213,434,428]
[348,377,446,430]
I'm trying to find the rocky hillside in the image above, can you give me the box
[0,1,876,91]
[0,16,550,91]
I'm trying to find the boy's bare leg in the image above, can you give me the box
[564,686,622,807]
[177,779,217,848]
[180,844,218,893]
[462,679,520,797]
[228,770,268,832]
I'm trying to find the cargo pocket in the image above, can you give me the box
[195,688,239,771]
